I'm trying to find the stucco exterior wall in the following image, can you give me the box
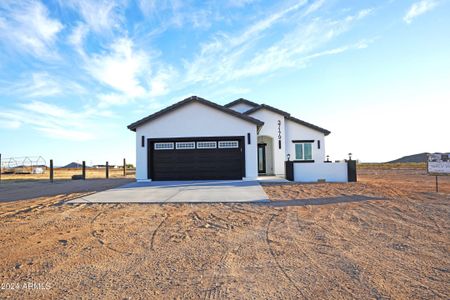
[285,119,326,163]
[248,109,286,176]
[293,162,348,182]
[135,102,258,181]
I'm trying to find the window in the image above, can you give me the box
[218,141,239,149]
[197,141,217,149]
[141,136,145,147]
[295,143,313,160]
[176,142,195,149]
[154,142,174,150]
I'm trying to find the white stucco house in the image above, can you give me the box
[128,96,331,181]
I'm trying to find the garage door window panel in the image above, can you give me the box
[218,141,239,148]
[176,142,195,149]
[154,142,174,150]
[197,141,217,149]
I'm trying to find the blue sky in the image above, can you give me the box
[0,0,449,165]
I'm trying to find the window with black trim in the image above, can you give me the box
[294,142,313,160]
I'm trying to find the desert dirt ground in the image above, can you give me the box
[0,168,136,181]
[0,167,449,299]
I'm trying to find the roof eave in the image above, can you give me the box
[127,96,263,131]
[224,98,260,108]
[244,104,291,117]
[286,116,331,136]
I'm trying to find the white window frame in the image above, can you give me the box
[218,141,239,149]
[196,141,217,149]
[294,142,313,160]
[175,142,195,150]
[154,142,174,150]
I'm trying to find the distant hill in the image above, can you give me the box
[388,153,429,163]
[62,162,83,168]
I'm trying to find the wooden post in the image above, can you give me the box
[0,153,2,183]
[82,161,86,180]
[436,176,438,192]
[50,159,54,183]
[106,161,109,179]
[123,158,126,176]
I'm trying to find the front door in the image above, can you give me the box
[258,144,266,174]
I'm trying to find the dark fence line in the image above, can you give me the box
[0,154,134,183]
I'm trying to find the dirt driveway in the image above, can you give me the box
[0,170,449,299]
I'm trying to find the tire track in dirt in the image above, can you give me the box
[300,204,446,298]
[150,214,168,251]
[90,207,133,255]
[202,206,270,299]
[0,193,94,218]
[288,209,360,298]
[265,213,307,298]
[357,203,449,298]
[203,249,231,300]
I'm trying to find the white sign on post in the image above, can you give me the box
[427,153,450,174]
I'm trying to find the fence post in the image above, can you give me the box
[347,159,357,182]
[123,158,126,176]
[285,161,294,181]
[0,153,2,183]
[50,159,54,183]
[82,161,86,180]
[106,161,109,179]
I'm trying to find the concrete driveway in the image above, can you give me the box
[67,180,269,204]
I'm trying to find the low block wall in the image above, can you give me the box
[293,162,348,182]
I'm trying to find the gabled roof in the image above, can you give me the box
[224,98,260,109]
[244,104,290,117]
[286,116,331,136]
[127,96,264,131]
[245,103,330,136]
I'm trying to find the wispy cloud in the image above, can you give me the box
[62,0,123,33]
[83,37,178,107]
[0,101,101,141]
[138,0,215,30]
[0,0,63,59]
[2,72,86,98]
[85,38,150,97]
[404,0,439,24]
[184,3,373,84]
[227,0,259,8]
[68,23,89,56]
[149,66,178,97]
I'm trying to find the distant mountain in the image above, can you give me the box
[388,153,429,163]
[62,162,83,168]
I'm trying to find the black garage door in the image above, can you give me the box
[148,136,245,180]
